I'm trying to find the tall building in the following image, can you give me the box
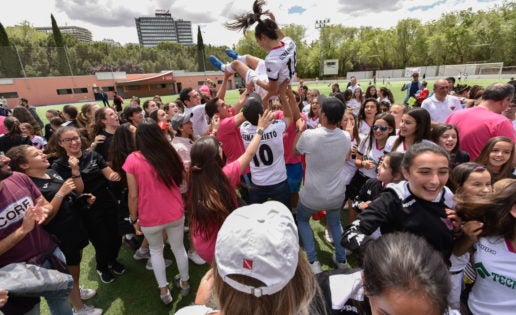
[35,26,92,42]
[135,10,193,47]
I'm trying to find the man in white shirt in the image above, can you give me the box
[421,79,462,124]
[179,88,209,137]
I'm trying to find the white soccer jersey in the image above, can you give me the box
[265,36,297,83]
[357,136,387,179]
[468,236,516,315]
[240,119,287,186]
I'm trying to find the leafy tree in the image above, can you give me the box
[196,26,206,72]
[0,22,22,77]
[51,14,71,76]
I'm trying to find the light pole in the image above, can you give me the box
[315,19,330,79]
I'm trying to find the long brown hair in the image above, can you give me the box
[187,136,236,239]
[455,180,516,241]
[475,136,515,182]
[135,118,183,187]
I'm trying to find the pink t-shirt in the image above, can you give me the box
[283,112,303,165]
[216,108,250,175]
[446,106,516,160]
[0,116,7,135]
[122,151,183,227]
[192,159,241,263]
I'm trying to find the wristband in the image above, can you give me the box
[55,193,65,199]
[71,174,81,178]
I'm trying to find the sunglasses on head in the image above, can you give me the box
[373,125,389,132]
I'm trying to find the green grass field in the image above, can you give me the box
[37,77,504,314]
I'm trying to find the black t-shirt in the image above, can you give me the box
[29,170,88,247]
[94,130,114,162]
[51,150,109,194]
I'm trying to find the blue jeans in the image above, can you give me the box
[41,248,73,315]
[248,179,291,209]
[296,201,346,263]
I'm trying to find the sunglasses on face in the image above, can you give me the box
[373,125,389,132]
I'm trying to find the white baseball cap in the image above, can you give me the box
[215,201,299,297]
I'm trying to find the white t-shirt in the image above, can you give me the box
[421,94,462,124]
[240,120,287,186]
[468,236,516,315]
[358,120,372,135]
[346,99,361,116]
[357,136,387,179]
[296,127,351,209]
[184,104,209,137]
[265,36,297,84]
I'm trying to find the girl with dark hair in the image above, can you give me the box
[431,124,470,168]
[121,105,144,126]
[475,136,515,183]
[352,152,404,213]
[450,162,492,197]
[454,180,516,314]
[447,162,493,311]
[12,106,42,136]
[52,126,123,285]
[347,86,363,115]
[89,107,120,161]
[61,105,80,128]
[77,103,100,129]
[44,109,61,140]
[378,86,395,104]
[6,145,100,314]
[188,110,273,264]
[149,108,174,142]
[340,110,362,220]
[319,232,456,315]
[123,118,190,304]
[357,98,380,135]
[163,101,180,121]
[211,0,296,106]
[364,85,378,99]
[355,114,396,180]
[307,95,322,129]
[0,116,32,152]
[342,142,458,263]
[387,108,431,153]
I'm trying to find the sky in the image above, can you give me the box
[0,0,505,47]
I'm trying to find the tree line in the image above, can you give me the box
[0,2,514,79]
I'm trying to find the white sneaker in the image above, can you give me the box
[332,253,351,270]
[310,261,322,274]
[79,286,96,300]
[188,250,206,265]
[133,248,150,260]
[146,258,173,270]
[73,304,103,315]
[324,229,334,244]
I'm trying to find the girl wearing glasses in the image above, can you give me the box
[355,113,396,180]
[51,126,123,285]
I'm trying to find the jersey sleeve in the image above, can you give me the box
[341,190,398,253]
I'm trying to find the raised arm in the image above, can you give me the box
[216,72,233,101]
